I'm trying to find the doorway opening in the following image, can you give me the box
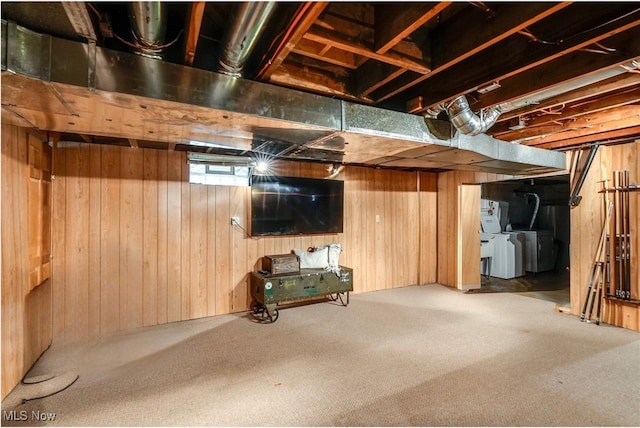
[474,174,571,306]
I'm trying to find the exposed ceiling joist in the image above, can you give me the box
[409,8,640,112]
[2,1,639,163]
[373,2,571,104]
[259,2,329,79]
[373,2,451,55]
[184,2,205,65]
[495,73,640,123]
[493,88,640,139]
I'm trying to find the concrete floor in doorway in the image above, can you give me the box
[469,270,571,307]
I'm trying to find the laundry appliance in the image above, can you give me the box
[515,229,555,273]
[480,199,525,279]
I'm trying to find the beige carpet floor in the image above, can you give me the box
[2,283,639,427]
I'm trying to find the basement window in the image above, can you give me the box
[187,153,254,187]
[189,163,251,187]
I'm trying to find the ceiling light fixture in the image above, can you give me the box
[477,81,501,94]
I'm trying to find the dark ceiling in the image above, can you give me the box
[2,1,640,154]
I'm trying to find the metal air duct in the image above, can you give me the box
[447,96,502,136]
[523,192,540,230]
[217,2,277,77]
[424,95,502,136]
[128,2,167,59]
[1,19,566,175]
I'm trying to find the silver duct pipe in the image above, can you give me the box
[128,2,167,59]
[218,2,277,77]
[446,96,502,136]
[424,95,502,136]
[524,192,540,230]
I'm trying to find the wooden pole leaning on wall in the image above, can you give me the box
[581,200,613,323]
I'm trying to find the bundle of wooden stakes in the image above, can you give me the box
[608,170,633,301]
[580,200,612,324]
[582,170,637,325]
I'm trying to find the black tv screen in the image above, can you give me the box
[251,175,344,236]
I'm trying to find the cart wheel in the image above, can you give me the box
[250,300,262,314]
[271,309,279,322]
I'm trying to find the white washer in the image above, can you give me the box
[481,199,526,279]
[480,233,525,279]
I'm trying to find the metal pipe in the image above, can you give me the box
[523,192,540,231]
[447,95,502,136]
[218,2,277,77]
[128,2,167,59]
[423,95,502,136]
[569,144,599,207]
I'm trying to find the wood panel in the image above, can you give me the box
[1,124,28,399]
[64,143,90,342]
[437,172,457,286]
[156,150,169,324]
[599,142,639,330]
[433,142,638,331]
[459,184,481,290]
[2,125,53,399]
[166,151,183,323]
[143,149,159,326]
[88,144,101,338]
[419,172,438,284]
[49,145,430,343]
[569,149,603,322]
[27,135,52,290]
[99,145,121,335]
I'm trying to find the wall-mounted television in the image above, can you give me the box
[251,175,344,236]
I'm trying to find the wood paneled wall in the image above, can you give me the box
[2,125,53,399]
[565,142,639,330]
[436,171,513,288]
[588,141,640,331]
[51,143,438,344]
[435,143,639,331]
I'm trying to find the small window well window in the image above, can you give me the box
[187,153,252,187]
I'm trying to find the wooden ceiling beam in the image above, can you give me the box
[268,63,356,101]
[519,110,640,147]
[406,12,640,113]
[355,64,407,98]
[293,39,359,69]
[531,126,640,150]
[373,2,451,54]
[496,73,640,123]
[371,2,570,104]
[259,2,329,80]
[303,25,430,74]
[494,105,640,141]
[475,29,640,111]
[492,87,640,137]
[184,2,206,66]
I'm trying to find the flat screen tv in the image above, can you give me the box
[251,175,344,236]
